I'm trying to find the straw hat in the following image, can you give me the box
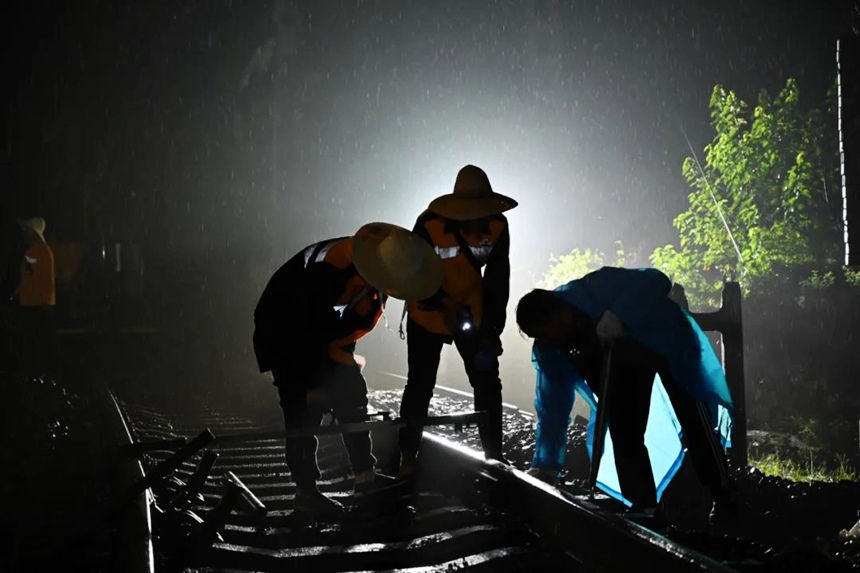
[352,222,443,301]
[427,165,518,221]
[19,217,46,242]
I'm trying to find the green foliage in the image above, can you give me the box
[540,242,631,289]
[539,78,860,461]
[844,266,860,288]
[650,78,844,309]
[751,453,857,483]
[799,269,837,290]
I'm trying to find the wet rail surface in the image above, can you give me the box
[114,394,744,573]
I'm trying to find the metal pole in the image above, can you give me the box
[123,411,488,450]
[215,411,488,444]
[838,29,860,265]
[589,349,613,494]
[114,430,216,513]
[224,471,268,518]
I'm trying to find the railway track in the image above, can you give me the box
[111,389,748,573]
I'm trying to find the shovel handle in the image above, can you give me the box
[588,349,613,492]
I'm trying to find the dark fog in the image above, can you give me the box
[1,0,853,412]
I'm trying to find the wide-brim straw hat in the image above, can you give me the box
[427,164,518,221]
[353,222,443,301]
[19,217,46,242]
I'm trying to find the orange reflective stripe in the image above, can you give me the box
[407,215,506,336]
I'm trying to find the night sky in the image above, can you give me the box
[2,1,855,402]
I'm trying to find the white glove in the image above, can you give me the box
[596,310,625,347]
[354,353,367,372]
[526,467,559,486]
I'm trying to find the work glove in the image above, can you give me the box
[526,467,559,486]
[596,310,625,348]
[354,353,366,372]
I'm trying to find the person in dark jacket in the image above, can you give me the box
[516,267,738,525]
[397,165,518,477]
[254,222,442,514]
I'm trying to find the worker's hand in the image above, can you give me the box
[596,310,625,348]
[526,467,559,486]
[354,353,366,372]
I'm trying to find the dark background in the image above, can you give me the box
[1,0,856,409]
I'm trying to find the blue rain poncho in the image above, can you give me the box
[530,267,733,505]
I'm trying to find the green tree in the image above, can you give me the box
[538,79,860,463]
[539,242,632,288]
[651,79,843,309]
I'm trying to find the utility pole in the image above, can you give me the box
[838,4,860,265]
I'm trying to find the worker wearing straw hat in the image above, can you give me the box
[253,222,442,514]
[397,165,518,477]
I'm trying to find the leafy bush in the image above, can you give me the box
[540,79,860,464]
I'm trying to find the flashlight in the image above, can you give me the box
[458,307,475,333]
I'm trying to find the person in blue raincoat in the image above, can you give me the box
[515,266,737,524]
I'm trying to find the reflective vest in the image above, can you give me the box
[16,240,55,307]
[407,211,507,336]
[304,237,385,365]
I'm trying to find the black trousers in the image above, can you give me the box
[274,360,375,490]
[575,337,731,509]
[17,305,56,378]
[398,318,504,459]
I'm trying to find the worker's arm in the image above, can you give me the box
[479,221,510,349]
[531,343,581,475]
[303,263,353,342]
[412,213,446,311]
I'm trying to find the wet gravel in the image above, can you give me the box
[5,376,858,572]
[368,389,860,572]
[1,374,119,573]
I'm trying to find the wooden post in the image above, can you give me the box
[721,282,747,468]
[686,281,748,469]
